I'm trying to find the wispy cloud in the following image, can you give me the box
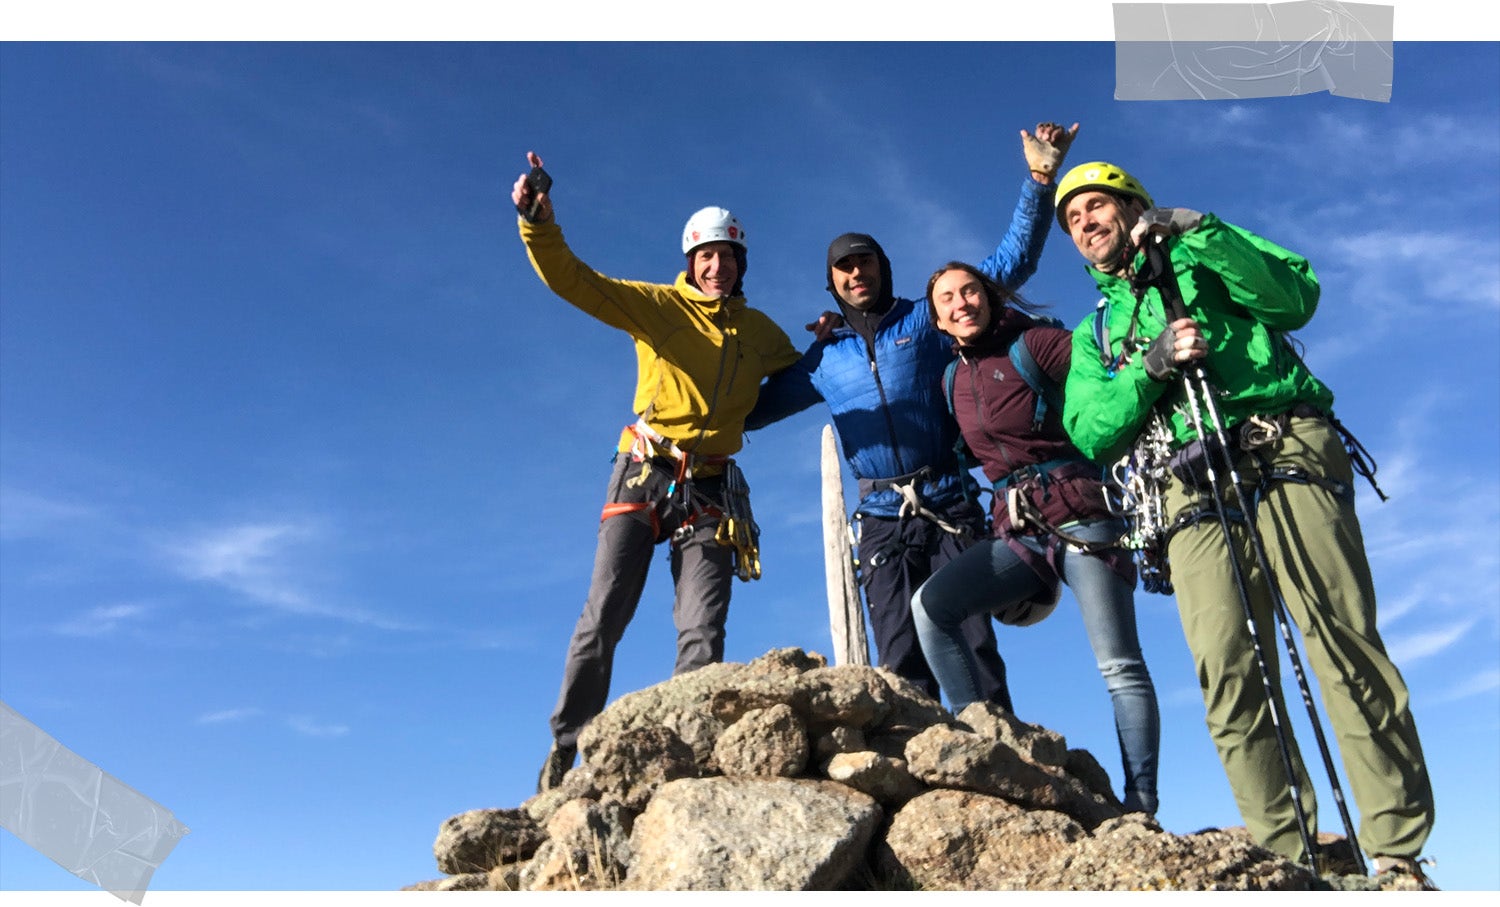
[1358,409,1500,648]
[1335,112,1500,170]
[288,715,350,738]
[197,707,263,725]
[0,487,101,540]
[1324,230,1500,311]
[163,521,416,631]
[197,707,350,738]
[1428,668,1500,704]
[1386,620,1478,668]
[51,603,153,638]
[1179,109,1500,176]
[1167,684,1207,708]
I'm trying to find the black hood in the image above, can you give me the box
[825,232,895,342]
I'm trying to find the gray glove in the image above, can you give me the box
[1021,122,1078,179]
[1142,326,1182,381]
[1138,207,1204,236]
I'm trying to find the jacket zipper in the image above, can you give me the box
[866,337,908,476]
[963,349,1021,478]
[685,307,734,456]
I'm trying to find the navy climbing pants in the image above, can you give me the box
[856,505,1012,711]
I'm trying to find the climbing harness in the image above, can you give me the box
[852,467,978,578]
[993,458,1120,555]
[601,419,763,582]
[859,467,971,538]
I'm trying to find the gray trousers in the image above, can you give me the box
[549,454,736,748]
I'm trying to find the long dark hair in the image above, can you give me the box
[924,261,1048,332]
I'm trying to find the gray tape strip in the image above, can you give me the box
[1114,2,1394,101]
[1,701,189,903]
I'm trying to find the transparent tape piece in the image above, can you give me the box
[1,700,189,903]
[1113,2,1394,102]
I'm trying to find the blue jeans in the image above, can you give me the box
[911,518,1162,813]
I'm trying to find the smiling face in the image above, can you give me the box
[1063,189,1144,273]
[690,241,740,298]
[929,268,992,344]
[829,252,883,310]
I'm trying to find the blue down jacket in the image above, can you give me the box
[746,178,1054,518]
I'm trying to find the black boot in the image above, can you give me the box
[537,740,577,794]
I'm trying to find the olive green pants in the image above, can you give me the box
[1164,415,1434,863]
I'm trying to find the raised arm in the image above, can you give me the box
[976,121,1079,290]
[510,151,673,340]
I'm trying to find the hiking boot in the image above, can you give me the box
[1122,788,1158,817]
[536,740,577,794]
[1372,855,1439,891]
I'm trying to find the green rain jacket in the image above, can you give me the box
[1063,214,1335,464]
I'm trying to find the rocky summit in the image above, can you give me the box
[407,648,1426,892]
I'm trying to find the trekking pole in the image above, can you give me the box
[1131,236,1322,870]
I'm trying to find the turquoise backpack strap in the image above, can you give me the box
[1008,318,1066,432]
[942,357,960,418]
[1091,298,1125,376]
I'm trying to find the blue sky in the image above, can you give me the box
[2,18,1498,898]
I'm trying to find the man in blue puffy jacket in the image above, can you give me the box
[747,122,1077,707]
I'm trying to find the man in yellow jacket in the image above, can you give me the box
[511,152,802,792]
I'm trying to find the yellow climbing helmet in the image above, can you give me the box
[1055,162,1154,230]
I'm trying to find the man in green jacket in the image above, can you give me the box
[1054,162,1434,883]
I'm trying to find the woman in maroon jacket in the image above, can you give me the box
[910,260,1161,815]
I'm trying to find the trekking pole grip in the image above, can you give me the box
[1139,236,1189,322]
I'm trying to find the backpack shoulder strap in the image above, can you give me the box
[942,356,960,418]
[1091,298,1117,372]
[1008,324,1064,432]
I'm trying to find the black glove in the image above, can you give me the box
[1142,326,1181,381]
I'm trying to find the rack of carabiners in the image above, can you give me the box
[715,462,762,582]
[1106,410,1177,595]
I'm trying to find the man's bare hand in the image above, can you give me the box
[1021,121,1080,183]
[511,150,554,223]
[806,310,843,342]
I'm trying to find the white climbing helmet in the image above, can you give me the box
[681,206,747,254]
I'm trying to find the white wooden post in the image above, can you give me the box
[821,424,870,666]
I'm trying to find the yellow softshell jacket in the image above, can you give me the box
[520,217,800,458]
